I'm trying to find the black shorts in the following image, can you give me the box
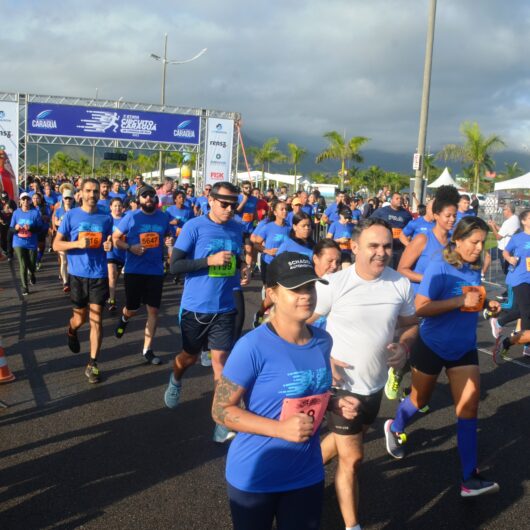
[124,273,164,310]
[260,260,268,284]
[410,335,479,376]
[327,389,383,435]
[70,275,109,308]
[243,232,253,246]
[107,258,124,268]
[179,309,236,355]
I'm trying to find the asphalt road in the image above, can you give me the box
[0,254,529,530]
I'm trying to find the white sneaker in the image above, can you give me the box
[523,345,530,358]
[490,318,503,339]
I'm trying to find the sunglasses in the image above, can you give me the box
[141,191,156,198]
[215,198,238,210]
[64,197,74,200]
[21,197,31,201]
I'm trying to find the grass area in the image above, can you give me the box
[485,232,497,251]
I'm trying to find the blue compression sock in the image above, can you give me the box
[391,396,418,433]
[457,417,477,481]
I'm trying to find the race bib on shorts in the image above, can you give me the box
[242,212,254,222]
[140,232,160,249]
[209,254,236,277]
[339,240,350,250]
[460,285,486,312]
[280,392,331,435]
[79,231,102,249]
[392,228,402,239]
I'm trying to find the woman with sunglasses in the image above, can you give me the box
[10,192,43,296]
[212,252,333,530]
[384,216,501,497]
[53,190,76,292]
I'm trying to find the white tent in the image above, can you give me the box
[427,167,459,188]
[494,172,530,191]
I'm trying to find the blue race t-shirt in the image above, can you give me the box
[323,203,341,224]
[276,238,314,259]
[166,205,194,238]
[58,207,113,278]
[236,194,258,233]
[371,206,413,247]
[107,215,126,263]
[504,231,530,288]
[418,259,481,360]
[97,198,111,214]
[252,218,270,237]
[109,191,127,201]
[456,209,477,223]
[328,221,354,253]
[258,222,290,264]
[117,209,170,276]
[10,208,42,249]
[175,215,243,313]
[223,324,332,493]
[195,196,210,215]
[402,216,435,239]
[410,230,445,293]
[43,193,58,208]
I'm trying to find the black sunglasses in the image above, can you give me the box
[20,197,31,201]
[215,198,238,210]
[141,191,156,198]
[64,197,74,201]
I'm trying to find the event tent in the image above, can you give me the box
[427,167,459,188]
[494,172,530,191]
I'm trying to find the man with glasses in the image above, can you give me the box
[165,181,249,443]
[194,185,212,216]
[53,179,113,383]
[235,180,258,271]
[129,175,144,197]
[112,185,172,365]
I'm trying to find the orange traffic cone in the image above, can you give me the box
[0,338,15,383]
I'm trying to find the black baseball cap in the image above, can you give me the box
[137,184,156,198]
[266,252,328,289]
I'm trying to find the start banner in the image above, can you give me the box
[27,102,200,145]
[204,118,234,186]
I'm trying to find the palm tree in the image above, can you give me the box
[438,122,505,193]
[76,156,92,177]
[50,151,74,176]
[316,131,369,190]
[287,143,307,190]
[248,138,286,188]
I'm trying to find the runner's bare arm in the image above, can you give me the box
[112,229,129,251]
[397,234,427,284]
[415,293,469,317]
[53,231,88,251]
[212,375,313,443]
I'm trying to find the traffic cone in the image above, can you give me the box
[0,338,15,383]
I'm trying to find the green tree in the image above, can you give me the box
[359,165,385,195]
[438,121,505,193]
[76,156,91,177]
[248,138,286,188]
[287,143,307,190]
[50,151,75,176]
[316,132,369,190]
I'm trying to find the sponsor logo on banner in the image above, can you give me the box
[27,103,200,145]
[0,101,19,192]
[204,118,234,186]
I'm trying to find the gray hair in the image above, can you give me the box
[504,202,515,214]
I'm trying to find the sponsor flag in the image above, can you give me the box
[0,149,18,200]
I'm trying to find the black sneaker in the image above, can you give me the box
[384,419,407,459]
[143,350,162,365]
[461,470,500,498]
[114,317,129,339]
[85,363,101,384]
[67,328,81,353]
[29,273,36,285]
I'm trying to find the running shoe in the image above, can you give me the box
[22,287,29,296]
[114,317,129,339]
[213,424,236,443]
[384,419,407,460]
[164,373,182,409]
[489,317,503,339]
[107,298,117,314]
[85,363,101,384]
[385,368,403,400]
[0,252,6,262]
[67,328,81,353]
[492,335,510,365]
[523,345,530,358]
[63,283,70,293]
[29,272,36,285]
[143,349,162,365]
[460,470,500,498]
[482,308,493,320]
[35,262,42,272]
[252,311,263,329]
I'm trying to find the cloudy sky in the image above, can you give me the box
[3,0,530,157]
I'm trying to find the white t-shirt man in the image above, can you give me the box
[497,214,520,251]
[315,264,415,395]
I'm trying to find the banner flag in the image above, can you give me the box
[204,118,234,186]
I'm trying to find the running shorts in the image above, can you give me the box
[70,275,109,308]
[327,389,383,435]
[124,273,164,310]
[410,334,479,376]
[179,309,236,355]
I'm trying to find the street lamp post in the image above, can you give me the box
[36,145,50,178]
[150,34,207,181]
[413,0,437,208]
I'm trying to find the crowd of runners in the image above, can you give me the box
[1,173,529,530]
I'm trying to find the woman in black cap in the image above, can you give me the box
[212,252,353,530]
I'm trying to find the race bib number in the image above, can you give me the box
[460,285,486,312]
[139,232,160,249]
[175,227,182,237]
[280,392,331,436]
[242,212,254,222]
[18,227,31,238]
[526,257,530,272]
[339,239,350,250]
[79,231,102,249]
[209,254,236,277]
[392,228,402,239]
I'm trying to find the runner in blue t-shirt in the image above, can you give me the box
[326,207,355,264]
[276,212,314,260]
[165,181,250,444]
[53,179,113,384]
[456,194,477,224]
[235,180,258,273]
[321,190,346,226]
[492,209,530,361]
[108,180,127,202]
[31,193,51,270]
[106,198,126,313]
[112,185,173,365]
[399,202,435,247]
[212,252,349,530]
[53,189,76,292]
[194,185,212,216]
[385,216,502,498]
[10,193,42,295]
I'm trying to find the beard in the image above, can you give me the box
[141,202,156,213]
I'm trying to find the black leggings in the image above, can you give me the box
[228,481,324,530]
[233,289,245,343]
[499,283,530,329]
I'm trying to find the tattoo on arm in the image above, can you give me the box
[212,375,243,424]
